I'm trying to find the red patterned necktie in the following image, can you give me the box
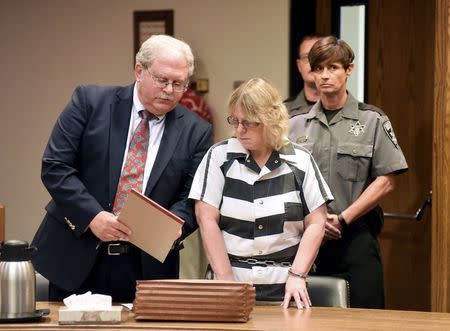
[113,110,152,215]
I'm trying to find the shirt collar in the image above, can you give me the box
[226,138,296,171]
[277,140,298,164]
[226,138,250,160]
[289,90,309,110]
[304,91,359,121]
[339,92,359,120]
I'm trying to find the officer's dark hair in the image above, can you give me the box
[308,36,355,71]
[297,33,327,59]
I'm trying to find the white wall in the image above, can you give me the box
[340,5,366,102]
[0,0,289,242]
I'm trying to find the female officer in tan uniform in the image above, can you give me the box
[288,36,408,308]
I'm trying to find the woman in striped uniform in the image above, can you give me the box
[189,78,332,309]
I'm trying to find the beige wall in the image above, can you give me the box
[0,0,289,243]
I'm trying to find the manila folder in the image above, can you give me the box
[118,189,184,263]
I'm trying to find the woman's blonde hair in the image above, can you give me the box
[227,78,288,151]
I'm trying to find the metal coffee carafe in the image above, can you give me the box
[0,240,37,317]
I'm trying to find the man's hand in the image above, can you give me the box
[89,211,131,242]
[323,213,342,240]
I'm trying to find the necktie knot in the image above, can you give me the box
[139,110,154,121]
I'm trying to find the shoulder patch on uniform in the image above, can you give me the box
[358,102,385,116]
[382,121,399,149]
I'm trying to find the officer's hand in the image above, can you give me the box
[89,211,131,242]
[324,213,341,240]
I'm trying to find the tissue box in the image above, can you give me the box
[58,306,122,324]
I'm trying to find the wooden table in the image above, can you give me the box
[0,302,449,330]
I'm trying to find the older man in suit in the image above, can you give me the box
[31,35,213,302]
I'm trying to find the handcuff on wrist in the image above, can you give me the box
[288,268,307,279]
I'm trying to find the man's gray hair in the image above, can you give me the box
[135,35,194,76]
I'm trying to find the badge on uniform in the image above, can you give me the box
[382,120,399,148]
[296,136,308,143]
[349,121,365,136]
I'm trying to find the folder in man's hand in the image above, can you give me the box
[117,189,184,262]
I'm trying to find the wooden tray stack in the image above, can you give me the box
[133,279,255,322]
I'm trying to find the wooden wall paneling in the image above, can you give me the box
[368,0,435,310]
[316,0,332,34]
[431,0,450,313]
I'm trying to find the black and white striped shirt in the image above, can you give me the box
[189,138,332,300]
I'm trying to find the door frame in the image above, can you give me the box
[431,0,450,313]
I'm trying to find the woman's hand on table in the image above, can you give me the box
[283,275,311,309]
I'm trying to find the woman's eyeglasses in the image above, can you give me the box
[227,116,260,129]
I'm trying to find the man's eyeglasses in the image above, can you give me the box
[144,67,189,93]
[227,116,260,129]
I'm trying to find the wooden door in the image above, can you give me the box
[368,0,435,311]
[432,0,450,313]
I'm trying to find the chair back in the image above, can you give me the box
[307,275,349,307]
[255,275,350,308]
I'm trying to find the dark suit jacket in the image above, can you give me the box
[31,84,212,291]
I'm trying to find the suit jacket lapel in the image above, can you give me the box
[145,106,183,196]
[108,84,134,203]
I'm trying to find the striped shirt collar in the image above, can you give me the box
[225,138,298,171]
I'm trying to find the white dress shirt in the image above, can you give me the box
[119,84,166,193]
